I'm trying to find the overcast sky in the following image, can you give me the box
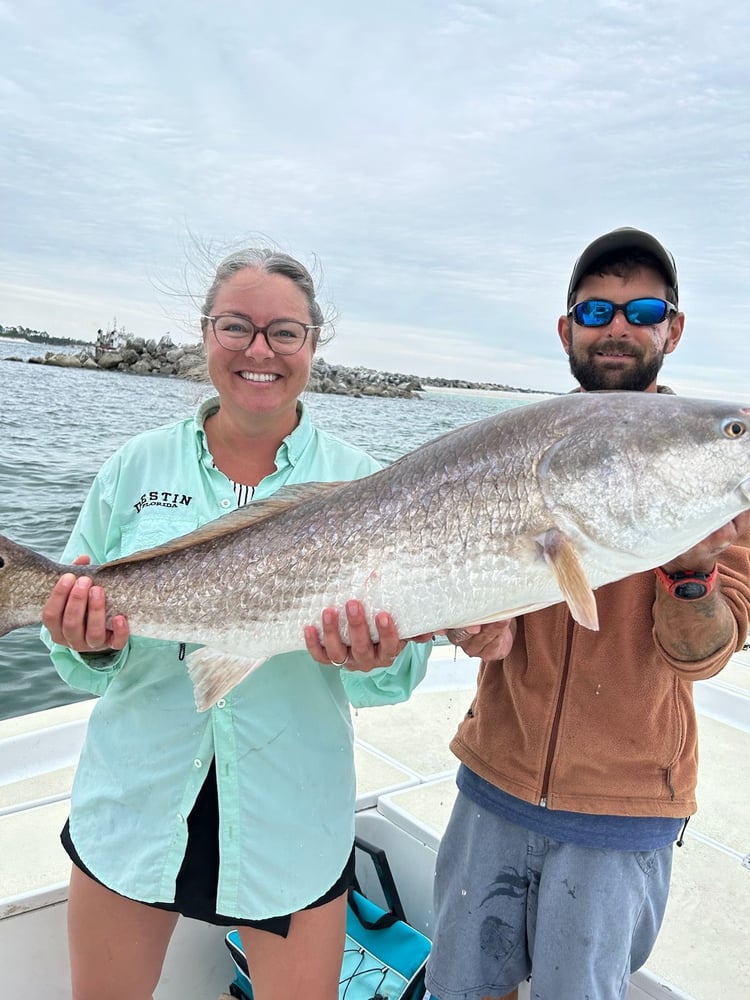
[1,0,748,396]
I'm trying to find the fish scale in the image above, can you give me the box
[2,391,750,710]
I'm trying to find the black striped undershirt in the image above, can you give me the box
[232,481,255,507]
[212,460,255,507]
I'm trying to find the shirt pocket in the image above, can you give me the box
[120,512,201,554]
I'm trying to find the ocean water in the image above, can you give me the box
[0,340,530,721]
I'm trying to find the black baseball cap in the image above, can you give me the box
[567,227,679,306]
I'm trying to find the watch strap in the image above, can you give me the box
[654,565,718,601]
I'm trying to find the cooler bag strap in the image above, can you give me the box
[352,834,407,923]
[347,886,398,930]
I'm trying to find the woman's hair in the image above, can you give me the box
[200,248,328,348]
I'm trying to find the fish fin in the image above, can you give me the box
[444,601,556,630]
[103,482,349,569]
[539,528,599,631]
[187,647,267,712]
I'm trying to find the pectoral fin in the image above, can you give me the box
[187,648,267,712]
[539,528,599,631]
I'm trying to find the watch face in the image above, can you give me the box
[673,580,709,600]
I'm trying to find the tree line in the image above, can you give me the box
[0,325,89,348]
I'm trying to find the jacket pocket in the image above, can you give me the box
[662,678,689,799]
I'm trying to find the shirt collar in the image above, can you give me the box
[569,384,675,395]
[193,396,314,468]
[283,401,315,465]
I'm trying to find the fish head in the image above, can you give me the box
[537,392,750,575]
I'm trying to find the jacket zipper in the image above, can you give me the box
[539,618,575,807]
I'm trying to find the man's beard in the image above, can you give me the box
[568,341,664,392]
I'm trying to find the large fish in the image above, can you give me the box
[2,391,750,710]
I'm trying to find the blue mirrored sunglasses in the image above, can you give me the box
[569,297,676,328]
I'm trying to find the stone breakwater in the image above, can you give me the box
[4,335,541,398]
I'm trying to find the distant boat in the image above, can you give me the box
[94,325,124,358]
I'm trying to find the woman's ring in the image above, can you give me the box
[329,653,350,667]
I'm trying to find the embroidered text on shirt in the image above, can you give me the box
[133,491,193,514]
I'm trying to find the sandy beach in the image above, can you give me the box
[421,385,558,402]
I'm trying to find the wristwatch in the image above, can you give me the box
[654,565,718,601]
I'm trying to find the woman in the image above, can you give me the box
[41,248,431,1000]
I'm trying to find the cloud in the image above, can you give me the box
[0,1,748,397]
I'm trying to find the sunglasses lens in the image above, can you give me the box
[573,298,672,327]
[624,298,669,325]
[573,300,614,327]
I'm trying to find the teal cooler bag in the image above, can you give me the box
[342,887,431,999]
[225,838,431,1000]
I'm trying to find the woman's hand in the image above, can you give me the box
[41,555,129,653]
[304,600,432,673]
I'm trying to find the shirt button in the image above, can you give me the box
[216,698,226,709]
[220,498,231,508]
[194,758,202,768]
[177,813,184,823]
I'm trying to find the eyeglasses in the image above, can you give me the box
[569,298,676,328]
[202,313,319,355]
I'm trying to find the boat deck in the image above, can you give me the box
[352,647,750,1000]
[0,644,748,998]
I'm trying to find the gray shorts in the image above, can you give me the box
[424,789,673,1000]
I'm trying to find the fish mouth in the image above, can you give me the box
[238,371,281,383]
[739,476,750,503]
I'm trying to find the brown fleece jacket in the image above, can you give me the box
[450,544,750,818]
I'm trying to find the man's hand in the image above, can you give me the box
[661,510,750,574]
[444,620,515,660]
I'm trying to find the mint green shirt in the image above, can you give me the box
[42,399,429,918]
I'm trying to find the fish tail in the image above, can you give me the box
[0,533,63,636]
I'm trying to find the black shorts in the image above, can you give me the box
[61,760,355,937]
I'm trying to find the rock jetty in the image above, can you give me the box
[4,335,544,399]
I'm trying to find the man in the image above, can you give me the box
[423,228,750,1000]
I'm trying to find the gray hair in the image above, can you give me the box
[200,248,329,348]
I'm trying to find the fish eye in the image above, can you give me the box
[722,418,748,439]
